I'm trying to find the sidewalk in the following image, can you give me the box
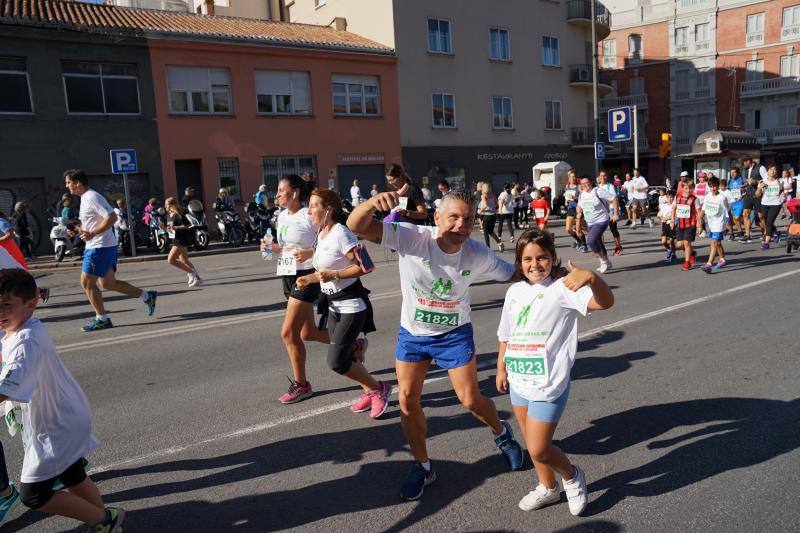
[28,242,260,271]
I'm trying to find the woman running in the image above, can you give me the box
[295,189,390,419]
[596,171,623,255]
[162,197,203,286]
[479,182,504,252]
[576,175,619,273]
[757,164,783,250]
[563,171,586,252]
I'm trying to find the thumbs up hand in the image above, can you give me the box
[371,182,409,212]
[563,260,595,292]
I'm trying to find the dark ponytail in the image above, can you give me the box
[280,174,312,203]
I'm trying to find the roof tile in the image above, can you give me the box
[0,0,393,54]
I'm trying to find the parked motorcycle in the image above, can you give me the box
[148,206,170,254]
[214,206,245,247]
[185,200,209,251]
[49,217,84,262]
[244,201,276,243]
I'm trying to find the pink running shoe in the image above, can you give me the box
[370,381,391,419]
[353,337,368,364]
[350,389,372,413]
[278,378,313,404]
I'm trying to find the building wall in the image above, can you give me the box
[0,26,163,252]
[147,39,401,208]
[287,0,396,48]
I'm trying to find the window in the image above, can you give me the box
[332,74,380,116]
[676,69,689,99]
[695,69,711,97]
[428,18,452,54]
[544,100,562,130]
[746,59,764,81]
[675,27,688,46]
[315,0,327,6]
[167,67,231,114]
[754,109,761,129]
[0,57,33,114]
[695,23,709,43]
[261,155,317,195]
[602,39,616,69]
[746,13,765,45]
[254,70,310,115]
[783,5,800,27]
[779,105,796,126]
[489,28,510,61]
[542,36,560,67]
[628,34,643,61]
[492,96,513,129]
[217,158,240,199]
[432,93,456,128]
[781,55,800,77]
[63,61,140,114]
[629,76,645,95]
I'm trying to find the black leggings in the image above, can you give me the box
[326,309,366,375]
[497,214,514,238]
[0,441,8,491]
[20,457,88,509]
[481,214,501,246]
[609,220,620,239]
[761,205,781,237]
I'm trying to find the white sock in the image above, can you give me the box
[420,460,431,471]
[97,314,108,321]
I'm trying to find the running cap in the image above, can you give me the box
[680,171,689,177]
[697,172,707,178]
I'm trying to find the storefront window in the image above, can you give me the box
[427,163,466,191]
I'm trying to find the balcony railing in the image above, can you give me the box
[696,41,710,51]
[752,129,770,145]
[782,24,800,41]
[694,87,711,98]
[746,32,764,46]
[675,90,690,100]
[599,93,648,112]
[675,44,688,54]
[567,0,611,27]
[674,134,691,146]
[740,76,800,98]
[622,138,650,151]
[772,125,800,142]
[568,64,613,86]
[571,126,609,146]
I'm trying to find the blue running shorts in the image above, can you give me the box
[731,202,744,217]
[509,381,571,423]
[82,246,117,277]
[708,231,725,241]
[396,323,475,369]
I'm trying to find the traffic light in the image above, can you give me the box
[659,133,673,159]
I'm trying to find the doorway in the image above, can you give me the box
[175,160,204,203]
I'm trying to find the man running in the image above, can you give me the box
[348,187,524,501]
[631,168,653,227]
[64,170,157,331]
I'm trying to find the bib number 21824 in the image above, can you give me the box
[413,309,459,326]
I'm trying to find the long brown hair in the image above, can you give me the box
[165,197,182,217]
[514,229,561,280]
[310,188,347,224]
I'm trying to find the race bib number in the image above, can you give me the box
[580,200,595,212]
[398,197,409,210]
[320,281,336,296]
[504,340,548,387]
[534,209,546,218]
[676,204,691,219]
[564,190,576,200]
[277,253,297,276]
[167,230,175,239]
[732,189,742,201]
[413,298,459,327]
[765,185,780,199]
[704,202,720,217]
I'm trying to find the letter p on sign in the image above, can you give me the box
[612,111,626,130]
[110,149,138,174]
[607,106,631,142]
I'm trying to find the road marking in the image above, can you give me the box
[89,266,800,473]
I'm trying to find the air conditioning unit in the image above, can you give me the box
[575,130,586,143]
[705,139,721,152]
[575,66,592,82]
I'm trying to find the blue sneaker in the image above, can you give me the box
[0,483,20,527]
[82,317,113,332]
[144,290,157,316]
[495,421,524,470]
[400,461,436,501]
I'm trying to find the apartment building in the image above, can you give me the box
[288,0,608,189]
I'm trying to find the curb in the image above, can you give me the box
[29,244,260,271]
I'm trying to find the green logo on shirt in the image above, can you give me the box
[391,222,399,232]
[423,259,432,269]
[430,278,452,299]
[461,269,471,276]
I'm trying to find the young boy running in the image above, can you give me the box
[0,269,124,531]
[658,190,676,262]
[671,179,703,271]
[700,177,731,272]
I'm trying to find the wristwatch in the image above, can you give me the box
[334,270,340,281]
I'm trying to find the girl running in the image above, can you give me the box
[479,182,504,252]
[294,189,390,419]
[597,171,623,255]
[563,171,586,252]
[162,197,203,286]
[576,176,618,273]
[496,229,614,516]
[757,165,783,250]
[530,190,550,230]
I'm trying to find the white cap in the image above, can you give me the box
[680,171,689,177]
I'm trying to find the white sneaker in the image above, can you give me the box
[498,242,505,253]
[518,484,560,511]
[187,274,195,286]
[192,276,205,287]
[699,231,707,239]
[598,260,610,273]
[563,465,588,516]
[648,218,653,228]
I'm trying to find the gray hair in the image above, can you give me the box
[438,189,476,212]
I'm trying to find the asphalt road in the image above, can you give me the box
[2,220,799,532]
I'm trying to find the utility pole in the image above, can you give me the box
[591,0,600,177]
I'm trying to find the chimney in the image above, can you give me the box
[204,0,215,15]
[333,16,347,31]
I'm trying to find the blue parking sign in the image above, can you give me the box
[608,107,632,142]
[595,142,605,159]
[110,149,138,174]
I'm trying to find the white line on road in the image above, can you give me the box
[90,266,800,473]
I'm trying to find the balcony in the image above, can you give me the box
[622,138,650,152]
[571,126,609,147]
[599,93,648,112]
[772,125,800,143]
[746,32,764,47]
[782,24,800,41]
[675,44,689,55]
[568,64,614,94]
[696,41,710,52]
[752,129,770,145]
[694,87,711,98]
[740,76,800,98]
[567,0,611,40]
[674,134,691,147]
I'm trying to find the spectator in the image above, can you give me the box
[215,188,235,212]
[0,209,27,267]
[255,184,268,207]
[60,194,78,222]
[181,187,195,208]
[350,180,363,206]
[370,184,379,197]
[142,197,158,226]
[10,203,34,259]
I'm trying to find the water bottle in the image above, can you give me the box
[262,228,273,260]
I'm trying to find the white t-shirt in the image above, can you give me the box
[497,278,592,402]
[312,223,366,313]
[761,179,783,206]
[702,193,730,232]
[381,221,515,336]
[632,176,649,200]
[622,180,635,198]
[0,317,98,482]
[578,187,616,226]
[79,189,117,249]
[658,201,674,222]
[598,183,618,216]
[350,186,362,205]
[498,191,514,214]
[277,207,317,270]
[721,189,734,207]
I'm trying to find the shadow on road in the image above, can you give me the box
[572,351,655,381]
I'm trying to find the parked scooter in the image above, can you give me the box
[214,204,245,247]
[244,201,274,243]
[49,217,84,262]
[148,206,170,254]
[185,199,209,251]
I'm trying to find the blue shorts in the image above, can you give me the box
[509,381,571,423]
[396,323,475,369]
[708,231,725,241]
[82,246,117,277]
[731,202,744,217]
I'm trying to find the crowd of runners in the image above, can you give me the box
[0,158,796,530]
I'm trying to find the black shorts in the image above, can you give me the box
[172,231,194,248]
[282,269,320,303]
[675,226,696,242]
[742,196,760,211]
[661,223,675,238]
[19,457,87,509]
